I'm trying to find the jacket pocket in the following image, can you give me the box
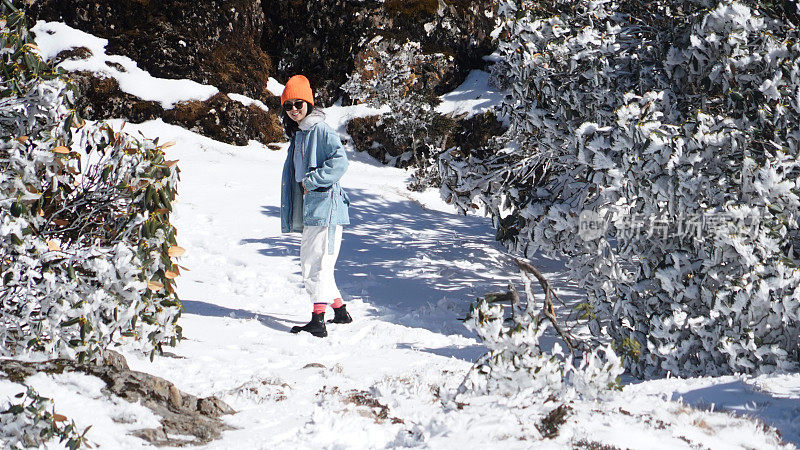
[303,190,332,225]
[341,187,351,205]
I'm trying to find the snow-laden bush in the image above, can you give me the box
[342,39,454,189]
[0,4,182,362]
[441,0,800,377]
[0,385,89,449]
[460,296,622,400]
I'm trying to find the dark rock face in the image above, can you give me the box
[68,72,285,145]
[69,72,165,124]
[28,0,273,100]
[0,351,235,447]
[262,0,496,105]
[163,93,285,146]
[346,116,406,165]
[28,1,496,145]
[347,111,504,165]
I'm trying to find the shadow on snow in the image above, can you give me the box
[242,187,519,359]
[673,380,800,446]
[180,299,303,332]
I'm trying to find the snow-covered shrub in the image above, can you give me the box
[0,385,89,449]
[0,3,183,362]
[441,0,800,376]
[460,297,622,400]
[342,39,454,189]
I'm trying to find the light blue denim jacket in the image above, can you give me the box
[280,109,350,251]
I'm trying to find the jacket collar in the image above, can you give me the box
[298,108,326,131]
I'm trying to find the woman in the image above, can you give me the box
[280,75,352,338]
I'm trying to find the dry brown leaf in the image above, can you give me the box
[53,146,69,154]
[154,208,169,214]
[164,160,179,167]
[53,414,67,422]
[160,141,176,149]
[167,246,185,257]
[47,240,61,251]
[53,219,69,226]
[165,269,179,279]
[147,281,164,291]
[17,136,29,144]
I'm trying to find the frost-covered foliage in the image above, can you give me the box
[0,385,89,449]
[0,4,183,362]
[460,297,622,400]
[343,39,453,189]
[441,0,800,377]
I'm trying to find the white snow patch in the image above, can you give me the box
[437,69,506,118]
[228,93,271,112]
[267,77,285,97]
[31,21,218,109]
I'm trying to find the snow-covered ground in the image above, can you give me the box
[1,20,798,450]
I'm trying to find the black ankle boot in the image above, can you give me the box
[290,312,328,337]
[329,305,353,324]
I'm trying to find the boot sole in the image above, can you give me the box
[290,328,328,337]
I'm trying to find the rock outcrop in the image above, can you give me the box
[347,110,504,166]
[66,71,284,146]
[0,351,235,447]
[29,0,273,100]
[262,0,496,104]
[27,1,498,147]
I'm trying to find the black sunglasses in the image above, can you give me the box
[283,100,305,112]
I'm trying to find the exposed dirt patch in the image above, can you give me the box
[344,389,405,425]
[536,403,572,439]
[572,439,623,450]
[53,46,93,65]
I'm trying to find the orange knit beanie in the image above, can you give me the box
[281,75,314,106]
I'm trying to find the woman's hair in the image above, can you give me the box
[281,101,314,138]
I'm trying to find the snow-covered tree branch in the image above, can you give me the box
[441,0,800,376]
[0,4,183,363]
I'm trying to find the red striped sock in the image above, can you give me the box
[331,298,344,309]
[313,303,327,314]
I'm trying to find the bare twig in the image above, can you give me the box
[515,258,579,354]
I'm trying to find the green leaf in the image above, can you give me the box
[60,317,81,327]
[10,201,25,217]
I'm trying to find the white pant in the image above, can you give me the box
[300,225,343,304]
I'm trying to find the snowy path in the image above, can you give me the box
[1,116,797,449]
[9,20,800,446]
[101,118,794,449]
[115,117,517,448]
